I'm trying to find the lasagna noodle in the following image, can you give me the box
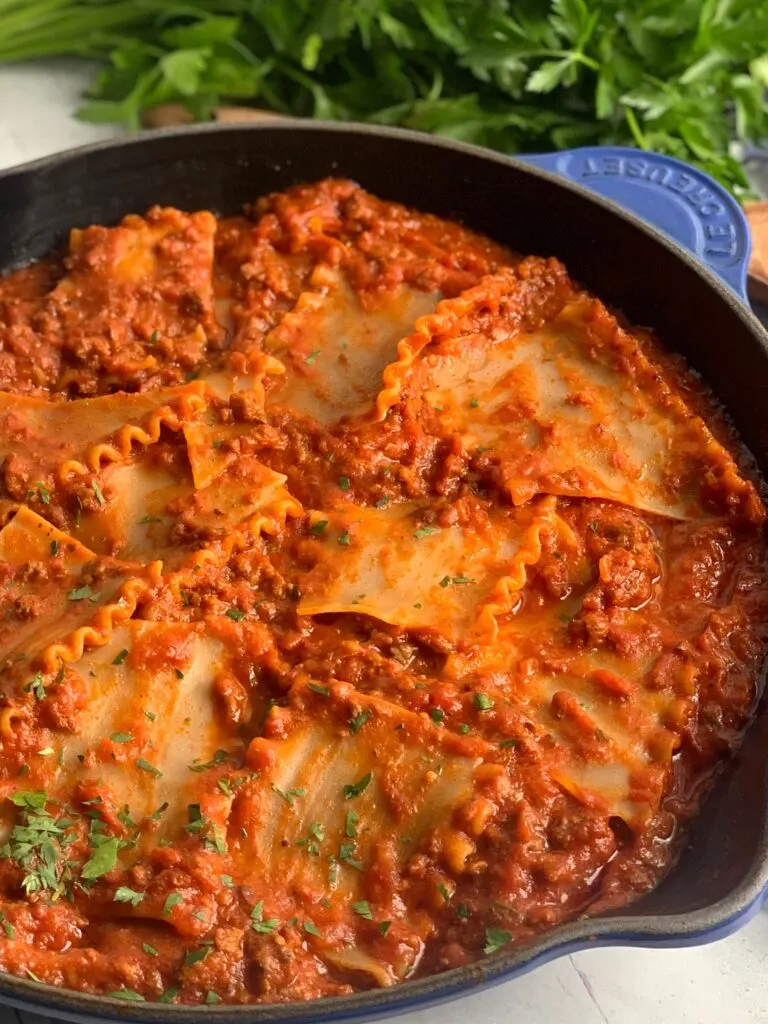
[0,508,135,677]
[263,265,439,424]
[241,685,486,898]
[0,383,205,482]
[51,622,233,838]
[377,275,761,521]
[298,498,554,643]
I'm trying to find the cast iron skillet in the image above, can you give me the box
[0,122,767,1024]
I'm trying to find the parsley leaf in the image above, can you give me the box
[483,927,512,954]
[343,772,372,799]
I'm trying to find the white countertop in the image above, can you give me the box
[1,60,766,1024]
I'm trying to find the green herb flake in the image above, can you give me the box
[305,350,320,364]
[205,992,222,1004]
[110,732,133,744]
[345,809,359,838]
[49,540,59,556]
[352,900,373,920]
[337,529,351,546]
[308,682,330,697]
[142,942,158,956]
[225,607,245,621]
[379,920,391,935]
[108,988,144,1002]
[310,519,328,536]
[162,892,181,916]
[338,476,351,491]
[343,772,372,800]
[91,480,106,506]
[474,693,495,711]
[67,585,98,602]
[458,723,471,735]
[158,986,179,1004]
[349,710,371,734]
[456,903,471,920]
[114,886,145,907]
[430,707,445,726]
[271,784,307,807]
[112,648,129,666]
[303,919,322,937]
[136,758,162,778]
[483,927,512,955]
[81,837,121,880]
[144,710,156,722]
[413,525,439,539]
[374,497,389,508]
[25,672,46,701]
[499,738,519,749]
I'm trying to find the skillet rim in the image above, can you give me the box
[0,119,767,1023]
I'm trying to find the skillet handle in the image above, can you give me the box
[517,146,751,304]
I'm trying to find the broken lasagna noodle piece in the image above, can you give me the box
[0,179,765,1007]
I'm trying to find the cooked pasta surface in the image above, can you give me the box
[0,178,766,1006]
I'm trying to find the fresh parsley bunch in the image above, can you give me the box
[0,0,766,195]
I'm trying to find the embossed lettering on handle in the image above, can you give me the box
[518,146,751,303]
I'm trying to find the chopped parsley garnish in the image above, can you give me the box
[305,350,320,364]
[162,892,181,916]
[310,519,328,536]
[49,540,59,556]
[343,772,372,799]
[271,784,307,807]
[174,668,184,679]
[81,836,121,880]
[108,989,144,1001]
[1,792,78,897]
[458,724,471,735]
[338,476,351,491]
[67,585,98,602]
[91,480,106,506]
[110,732,133,743]
[441,575,477,587]
[456,903,471,920]
[499,738,519,749]
[303,919,322,937]
[112,649,129,666]
[137,514,163,524]
[158,987,179,1003]
[469,397,480,408]
[142,942,158,956]
[339,843,364,871]
[379,920,391,936]
[430,708,445,725]
[413,525,439,539]
[251,900,280,933]
[114,886,145,907]
[345,809,359,838]
[205,992,222,1004]
[188,749,227,772]
[308,682,330,697]
[474,693,495,711]
[375,497,389,508]
[220,874,234,888]
[437,883,453,903]
[349,709,371,733]
[352,900,373,920]
[0,914,14,939]
[337,529,351,546]
[225,607,244,621]
[144,710,156,722]
[136,758,162,778]
[25,672,46,701]
[148,330,159,344]
[483,927,512,954]
[184,942,213,967]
